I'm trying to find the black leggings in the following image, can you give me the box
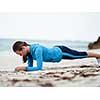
[55,45,88,59]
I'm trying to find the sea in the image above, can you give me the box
[0,38,90,55]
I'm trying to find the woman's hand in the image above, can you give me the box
[15,66,26,71]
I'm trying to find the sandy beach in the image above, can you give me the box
[0,65,100,87]
[0,53,100,87]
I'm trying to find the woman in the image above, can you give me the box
[13,41,100,71]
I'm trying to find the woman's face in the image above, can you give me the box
[15,46,28,56]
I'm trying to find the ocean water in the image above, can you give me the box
[0,38,89,55]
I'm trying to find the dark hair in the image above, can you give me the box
[12,41,30,63]
[12,41,29,52]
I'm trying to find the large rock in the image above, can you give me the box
[88,37,100,49]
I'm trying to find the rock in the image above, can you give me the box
[88,36,100,49]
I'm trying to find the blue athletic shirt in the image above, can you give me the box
[26,44,63,71]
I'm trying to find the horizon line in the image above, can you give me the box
[0,37,92,42]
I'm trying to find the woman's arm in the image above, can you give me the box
[26,46,43,71]
[15,47,43,72]
[15,55,33,72]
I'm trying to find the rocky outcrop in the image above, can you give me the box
[88,37,100,49]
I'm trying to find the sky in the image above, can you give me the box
[0,12,100,41]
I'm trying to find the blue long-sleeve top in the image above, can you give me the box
[26,44,62,71]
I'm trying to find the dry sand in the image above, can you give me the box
[1,66,100,87]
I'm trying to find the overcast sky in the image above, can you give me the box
[0,13,100,41]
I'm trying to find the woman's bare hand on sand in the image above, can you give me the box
[15,66,26,71]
